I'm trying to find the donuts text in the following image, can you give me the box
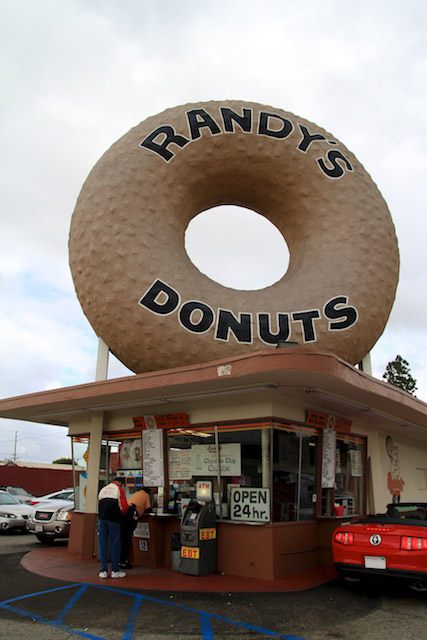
[140,106,353,179]
[139,279,358,345]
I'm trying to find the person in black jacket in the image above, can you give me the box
[98,477,128,579]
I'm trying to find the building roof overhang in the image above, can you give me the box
[0,349,426,436]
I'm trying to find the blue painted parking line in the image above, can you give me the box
[97,585,308,639]
[200,611,214,640]
[0,603,104,640]
[0,583,308,640]
[121,593,143,640]
[0,582,80,605]
[54,584,89,624]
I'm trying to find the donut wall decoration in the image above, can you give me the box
[68,101,399,373]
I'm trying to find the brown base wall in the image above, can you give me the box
[217,521,321,579]
[69,514,338,580]
[68,512,98,558]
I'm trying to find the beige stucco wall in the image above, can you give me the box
[67,390,427,518]
[68,390,276,435]
[351,421,427,512]
[378,430,427,505]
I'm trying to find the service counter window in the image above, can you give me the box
[167,427,215,513]
[320,433,366,517]
[116,436,144,499]
[71,436,119,511]
[272,426,319,522]
[167,425,266,520]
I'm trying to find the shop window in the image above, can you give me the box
[168,428,216,513]
[272,427,319,522]
[167,426,265,520]
[218,428,263,518]
[320,434,366,517]
[71,436,122,511]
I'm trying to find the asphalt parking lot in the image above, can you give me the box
[0,530,426,640]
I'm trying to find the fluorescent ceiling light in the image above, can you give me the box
[169,428,212,438]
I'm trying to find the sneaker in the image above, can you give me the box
[98,571,108,579]
[111,570,126,579]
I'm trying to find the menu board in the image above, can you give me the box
[321,427,336,488]
[142,429,164,487]
[350,449,363,477]
[168,448,192,480]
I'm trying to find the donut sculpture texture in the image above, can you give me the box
[69,101,399,373]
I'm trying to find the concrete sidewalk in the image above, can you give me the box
[21,545,337,592]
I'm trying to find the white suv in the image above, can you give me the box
[26,499,74,543]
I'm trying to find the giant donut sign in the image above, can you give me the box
[69,101,399,373]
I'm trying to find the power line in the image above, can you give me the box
[0,433,69,445]
[0,451,73,463]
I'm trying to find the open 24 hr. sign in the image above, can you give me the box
[230,487,270,522]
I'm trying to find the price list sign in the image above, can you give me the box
[321,427,337,488]
[142,428,164,487]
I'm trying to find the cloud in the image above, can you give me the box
[0,272,97,398]
[1,0,427,462]
[185,207,289,290]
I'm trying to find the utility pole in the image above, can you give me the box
[13,431,17,462]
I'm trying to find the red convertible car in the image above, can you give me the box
[332,502,427,591]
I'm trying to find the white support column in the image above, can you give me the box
[359,352,372,376]
[85,412,104,513]
[95,337,110,382]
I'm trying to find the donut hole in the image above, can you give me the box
[184,206,290,291]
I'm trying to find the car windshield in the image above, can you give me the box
[8,487,29,496]
[387,503,427,519]
[0,493,20,505]
[53,492,73,500]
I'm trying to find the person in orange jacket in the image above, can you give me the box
[119,487,152,569]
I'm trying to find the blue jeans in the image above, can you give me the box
[98,519,121,572]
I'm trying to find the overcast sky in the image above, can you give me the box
[1,0,426,465]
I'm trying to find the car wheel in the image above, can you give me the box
[35,534,55,544]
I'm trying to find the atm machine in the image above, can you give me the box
[180,481,216,576]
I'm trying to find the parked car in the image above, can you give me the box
[0,490,33,532]
[332,502,427,591]
[1,486,36,504]
[30,488,74,506]
[26,500,74,543]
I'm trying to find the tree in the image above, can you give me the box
[383,355,417,396]
[52,457,76,465]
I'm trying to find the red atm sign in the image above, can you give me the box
[230,488,270,522]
